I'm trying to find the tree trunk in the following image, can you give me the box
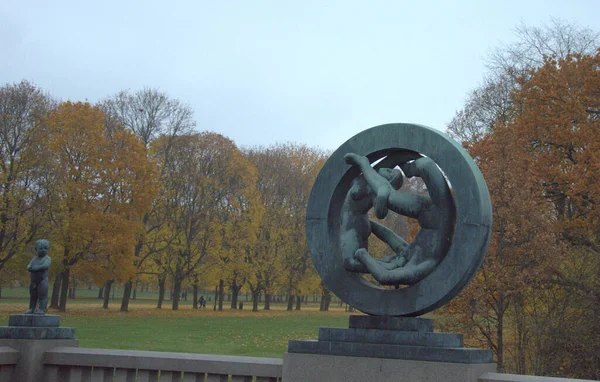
[172,278,182,311]
[213,286,218,311]
[230,282,240,309]
[97,286,104,299]
[157,275,166,309]
[287,294,294,311]
[251,288,260,312]
[263,293,271,310]
[514,294,527,375]
[319,286,331,311]
[132,286,137,300]
[103,280,114,309]
[120,279,133,312]
[50,273,62,309]
[0,287,2,299]
[295,294,302,310]
[58,268,70,312]
[193,284,198,309]
[218,279,224,311]
[496,295,505,372]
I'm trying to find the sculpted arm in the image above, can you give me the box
[29,257,51,272]
[344,153,392,219]
[26,258,34,272]
[401,157,452,209]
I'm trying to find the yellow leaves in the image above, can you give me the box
[41,101,158,285]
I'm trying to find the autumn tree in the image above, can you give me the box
[100,88,194,311]
[215,180,262,311]
[0,80,55,274]
[506,52,600,379]
[440,124,561,372]
[448,19,599,143]
[152,132,255,310]
[443,50,600,379]
[42,101,157,311]
[245,144,326,311]
[444,20,600,378]
[100,88,194,147]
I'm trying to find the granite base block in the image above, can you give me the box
[8,314,60,327]
[287,339,494,364]
[319,327,464,347]
[0,326,75,340]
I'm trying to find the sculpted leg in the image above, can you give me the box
[25,281,37,314]
[37,278,49,314]
[370,220,408,254]
[355,249,437,286]
[341,230,368,273]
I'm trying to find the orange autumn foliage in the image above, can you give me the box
[42,101,158,311]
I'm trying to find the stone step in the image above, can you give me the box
[348,315,434,332]
[287,340,494,364]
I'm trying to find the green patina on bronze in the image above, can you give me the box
[24,239,51,315]
[306,123,492,317]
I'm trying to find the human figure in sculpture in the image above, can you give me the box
[24,239,51,315]
[343,153,455,286]
[340,164,408,273]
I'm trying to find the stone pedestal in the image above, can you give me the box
[0,314,78,382]
[284,316,496,382]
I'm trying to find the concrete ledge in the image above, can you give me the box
[283,352,496,382]
[479,372,595,382]
[44,347,283,378]
[0,326,75,339]
[0,347,19,364]
[8,314,60,328]
[349,315,434,332]
[288,339,494,364]
[319,327,464,347]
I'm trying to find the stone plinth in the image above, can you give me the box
[8,314,61,327]
[0,326,76,339]
[0,314,79,382]
[1,314,75,340]
[286,315,496,381]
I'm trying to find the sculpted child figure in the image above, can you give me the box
[340,164,408,273]
[24,239,51,315]
[343,153,455,286]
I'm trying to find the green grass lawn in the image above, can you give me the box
[61,312,348,358]
[0,287,352,358]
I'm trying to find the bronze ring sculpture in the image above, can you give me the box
[306,123,492,316]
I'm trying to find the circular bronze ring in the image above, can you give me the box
[306,123,492,316]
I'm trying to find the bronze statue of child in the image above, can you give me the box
[24,239,51,315]
[343,153,455,286]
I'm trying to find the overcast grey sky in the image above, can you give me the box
[2,1,599,151]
